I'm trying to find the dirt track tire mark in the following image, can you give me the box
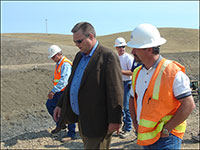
[1,63,55,70]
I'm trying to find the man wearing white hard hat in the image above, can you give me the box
[114,37,134,139]
[46,45,76,140]
[127,23,195,149]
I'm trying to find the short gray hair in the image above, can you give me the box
[71,22,96,37]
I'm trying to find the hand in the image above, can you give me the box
[160,132,170,138]
[133,122,138,133]
[48,91,55,99]
[108,123,121,134]
[160,127,170,138]
[53,106,61,122]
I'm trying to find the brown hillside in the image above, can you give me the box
[97,28,199,53]
[2,28,199,54]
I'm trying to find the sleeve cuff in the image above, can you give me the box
[176,91,192,100]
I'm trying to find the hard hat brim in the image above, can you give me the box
[114,44,127,47]
[127,38,166,48]
[48,52,58,58]
[48,45,62,58]
[48,55,52,58]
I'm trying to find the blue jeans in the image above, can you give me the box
[122,80,132,132]
[143,133,182,150]
[46,91,76,137]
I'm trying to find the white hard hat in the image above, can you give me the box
[114,37,127,47]
[127,23,166,48]
[48,45,62,58]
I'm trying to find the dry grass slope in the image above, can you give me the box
[97,28,199,53]
[2,27,199,54]
[2,33,75,47]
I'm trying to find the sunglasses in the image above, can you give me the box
[74,33,90,44]
[74,37,86,44]
[117,46,125,48]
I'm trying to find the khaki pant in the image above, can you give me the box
[78,120,113,149]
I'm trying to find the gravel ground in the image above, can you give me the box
[0,97,199,149]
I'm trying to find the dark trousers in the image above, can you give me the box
[46,91,76,137]
[78,119,112,149]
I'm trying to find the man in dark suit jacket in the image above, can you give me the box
[53,22,123,149]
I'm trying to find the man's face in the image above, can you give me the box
[116,46,125,56]
[73,30,92,55]
[131,48,144,63]
[51,53,60,63]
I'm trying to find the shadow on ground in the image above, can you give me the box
[182,138,200,144]
[110,137,143,149]
[1,129,83,149]
[1,130,51,147]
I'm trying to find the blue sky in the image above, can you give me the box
[1,1,199,36]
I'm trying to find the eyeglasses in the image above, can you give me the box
[74,36,87,44]
[74,34,89,44]
[117,46,125,48]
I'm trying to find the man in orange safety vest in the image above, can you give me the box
[46,45,76,140]
[127,23,195,149]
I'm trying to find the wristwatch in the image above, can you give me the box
[162,128,170,135]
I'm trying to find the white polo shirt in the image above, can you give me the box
[130,56,191,123]
[118,52,134,81]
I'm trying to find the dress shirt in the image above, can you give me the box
[70,41,99,115]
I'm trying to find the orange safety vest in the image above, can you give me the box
[132,58,187,146]
[53,56,72,91]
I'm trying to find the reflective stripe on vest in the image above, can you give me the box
[54,79,60,83]
[57,59,72,73]
[152,60,172,100]
[138,115,186,141]
[132,65,142,94]
[132,58,186,146]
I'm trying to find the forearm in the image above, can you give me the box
[122,70,133,76]
[164,96,195,132]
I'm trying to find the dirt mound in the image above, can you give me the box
[162,51,199,80]
[1,36,50,65]
[1,36,79,65]
[0,35,199,149]
[1,68,54,140]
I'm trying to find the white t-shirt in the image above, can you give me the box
[130,67,191,123]
[118,53,134,81]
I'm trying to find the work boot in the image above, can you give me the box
[51,125,66,134]
[191,133,200,142]
[122,124,125,132]
[112,131,121,137]
[60,132,77,142]
[119,131,132,139]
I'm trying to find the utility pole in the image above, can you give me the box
[45,19,48,34]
